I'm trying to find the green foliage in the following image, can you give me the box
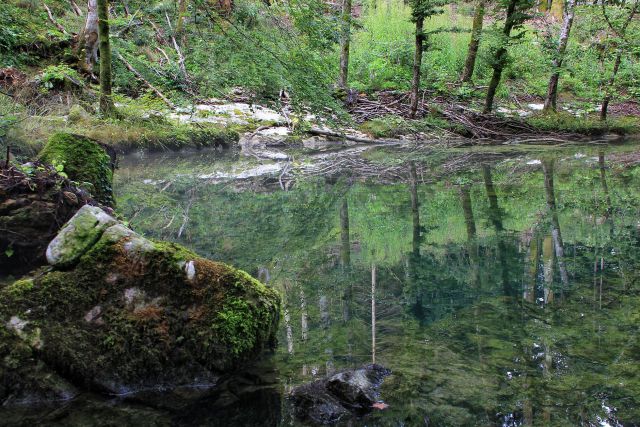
[0,1,71,67]
[37,65,82,91]
[526,111,640,135]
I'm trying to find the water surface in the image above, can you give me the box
[10,142,640,426]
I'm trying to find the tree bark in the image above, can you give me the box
[410,17,425,119]
[338,0,352,89]
[82,0,99,71]
[543,0,577,112]
[460,0,485,83]
[97,0,115,117]
[483,0,518,113]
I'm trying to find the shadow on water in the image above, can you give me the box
[8,144,640,426]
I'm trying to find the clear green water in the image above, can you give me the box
[9,143,640,426]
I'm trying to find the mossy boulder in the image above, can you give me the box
[0,206,280,401]
[38,133,116,206]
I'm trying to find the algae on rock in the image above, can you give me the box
[0,206,281,401]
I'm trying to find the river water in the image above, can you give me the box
[8,141,640,426]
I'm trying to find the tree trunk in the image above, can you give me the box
[371,263,376,364]
[410,17,424,119]
[600,50,622,121]
[543,0,577,112]
[340,198,351,267]
[97,0,115,117]
[482,164,503,232]
[542,159,569,286]
[176,0,189,38]
[459,185,476,239]
[460,0,485,83]
[483,0,518,113]
[82,0,99,71]
[409,162,420,255]
[600,1,638,120]
[338,0,352,89]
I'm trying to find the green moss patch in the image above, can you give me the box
[38,133,115,206]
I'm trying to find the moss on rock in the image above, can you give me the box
[38,133,115,206]
[0,207,281,400]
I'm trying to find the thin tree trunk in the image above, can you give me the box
[410,17,424,118]
[460,185,480,290]
[483,0,518,113]
[483,165,510,294]
[600,50,622,120]
[371,263,376,364]
[340,198,351,267]
[300,289,308,341]
[542,159,569,286]
[460,0,485,83]
[482,164,503,232]
[543,0,577,112]
[338,0,352,88]
[598,151,613,218]
[600,1,638,120]
[97,0,115,117]
[523,235,540,303]
[459,185,476,239]
[409,162,421,255]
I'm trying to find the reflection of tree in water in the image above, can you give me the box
[114,150,640,426]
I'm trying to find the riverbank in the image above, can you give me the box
[3,93,639,164]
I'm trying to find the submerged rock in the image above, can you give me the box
[0,206,280,403]
[290,364,390,425]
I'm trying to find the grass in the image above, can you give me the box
[2,94,242,160]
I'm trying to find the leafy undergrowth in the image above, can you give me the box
[526,111,640,136]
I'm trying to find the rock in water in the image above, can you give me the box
[0,207,280,402]
[38,132,116,207]
[291,364,390,424]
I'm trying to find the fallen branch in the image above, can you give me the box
[165,12,191,86]
[43,2,68,35]
[116,53,176,109]
[70,0,83,16]
[308,127,403,145]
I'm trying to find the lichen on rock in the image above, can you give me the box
[0,206,281,403]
